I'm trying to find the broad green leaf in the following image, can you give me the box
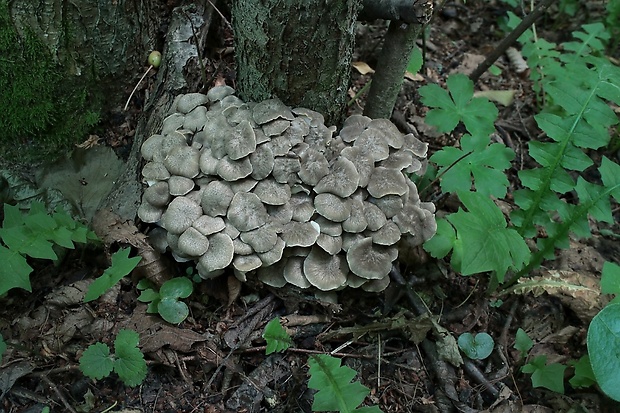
[137,288,160,303]
[587,303,620,401]
[0,245,33,294]
[430,134,514,197]
[447,191,530,281]
[0,226,57,260]
[3,204,24,228]
[423,219,455,259]
[308,354,383,413]
[601,262,620,295]
[458,332,494,360]
[522,355,566,393]
[420,74,498,137]
[79,342,114,380]
[263,318,293,355]
[159,277,193,299]
[113,329,147,387]
[157,298,189,324]
[84,248,141,302]
[599,156,620,201]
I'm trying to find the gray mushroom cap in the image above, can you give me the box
[257,237,286,266]
[217,156,253,181]
[303,247,348,291]
[253,178,291,205]
[316,233,343,255]
[257,260,288,287]
[176,93,209,114]
[137,202,164,223]
[198,232,234,272]
[168,176,195,196]
[368,119,404,149]
[141,134,164,161]
[315,193,351,222]
[283,257,311,288]
[253,99,295,124]
[164,145,201,178]
[178,227,210,256]
[367,221,401,246]
[183,106,208,132]
[227,192,269,232]
[361,276,391,292]
[192,215,225,236]
[367,167,408,198]
[403,133,429,158]
[227,121,257,160]
[363,202,388,232]
[346,237,393,280]
[233,254,263,273]
[240,224,279,253]
[201,181,234,216]
[314,216,343,236]
[342,198,367,233]
[142,162,170,182]
[233,238,254,255]
[289,193,315,222]
[280,221,320,247]
[199,147,219,176]
[369,195,404,219]
[354,128,390,161]
[161,113,185,135]
[249,143,275,180]
[161,196,203,234]
[206,85,235,102]
[298,148,330,185]
[314,157,360,198]
[144,181,171,207]
[340,147,374,188]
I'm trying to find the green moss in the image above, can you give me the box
[0,1,101,162]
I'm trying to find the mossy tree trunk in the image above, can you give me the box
[232,0,362,126]
[8,0,168,106]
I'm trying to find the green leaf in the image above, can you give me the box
[157,298,190,324]
[458,332,494,360]
[159,277,193,299]
[419,74,498,137]
[0,334,6,362]
[423,218,456,259]
[84,248,141,302]
[514,328,534,358]
[113,329,147,387]
[601,262,620,295]
[308,354,383,413]
[406,46,423,75]
[587,303,620,401]
[0,226,57,260]
[0,245,33,294]
[137,288,160,303]
[430,134,514,197]
[263,318,293,355]
[447,191,530,281]
[522,355,566,394]
[79,342,114,380]
[569,355,596,389]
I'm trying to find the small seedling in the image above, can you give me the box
[587,302,620,401]
[124,50,162,111]
[522,355,567,394]
[457,332,494,360]
[84,248,142,302]
[262,318,292,354]
[568,356,596,389]
[79,329,147,387]
[137,277,193,324]
[514,328,534,359]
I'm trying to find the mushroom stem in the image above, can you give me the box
[124,65,153,111]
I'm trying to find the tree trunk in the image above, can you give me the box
[8,0,167,106]
[232,0,362,126]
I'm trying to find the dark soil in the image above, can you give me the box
[2,1,620,413]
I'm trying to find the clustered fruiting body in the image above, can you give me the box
[139,86,436,293]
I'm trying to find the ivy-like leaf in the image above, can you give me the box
[601,261,620,295]
[79,342,114,380]
[447,191,530,281]
[522,355,566,394]
[458,332,494,360]
[308,354,383,413]
[84,248,141,302]
[419,74,498,137]
[0,245,33,294]
[263,318,293,355]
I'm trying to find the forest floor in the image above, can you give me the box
[1,1,620,413]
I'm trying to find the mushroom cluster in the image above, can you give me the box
[138,86,436,293]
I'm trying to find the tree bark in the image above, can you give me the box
[232,0,362,126]
[8,0,169,108]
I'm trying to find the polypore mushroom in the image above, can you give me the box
[257,237,286,266]
[217,155,253,182]
[249,143,275,180]
[183,105,208,132]
[198,233,234,273]
[283,257,311,288]
[314,157,359,198]
[315,193,351,222]
[201,181,234,216]
[227,192,269,232]
[137,201,164,223]
[160,196,203,234]
[316,233,343,255]
[280,221,320,247]
[240,224,279,253]
[367,167,408,198]
[178,227,210,256]
[346,237,393,280]
[253,178,291,205]
[226,121,256,160]
[164,145,201,178]
[354,128,390,161]
[192,215,225,236]
[176,92,209,114]
[253,99,295,125]
[289,193,315,222]
[206,85,235,102]
[257,260,288,287]
[143,181,170,207]
[168,176,195,196]
[141,134,164,162]
[303,247,348,291]
[233,254,263,273]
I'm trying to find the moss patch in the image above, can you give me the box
[0,1,102,162]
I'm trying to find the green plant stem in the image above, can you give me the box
[347,80,372,107]
[469,0,556,83]
[418,151,474,197]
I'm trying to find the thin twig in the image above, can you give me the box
[469,0,557,83]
